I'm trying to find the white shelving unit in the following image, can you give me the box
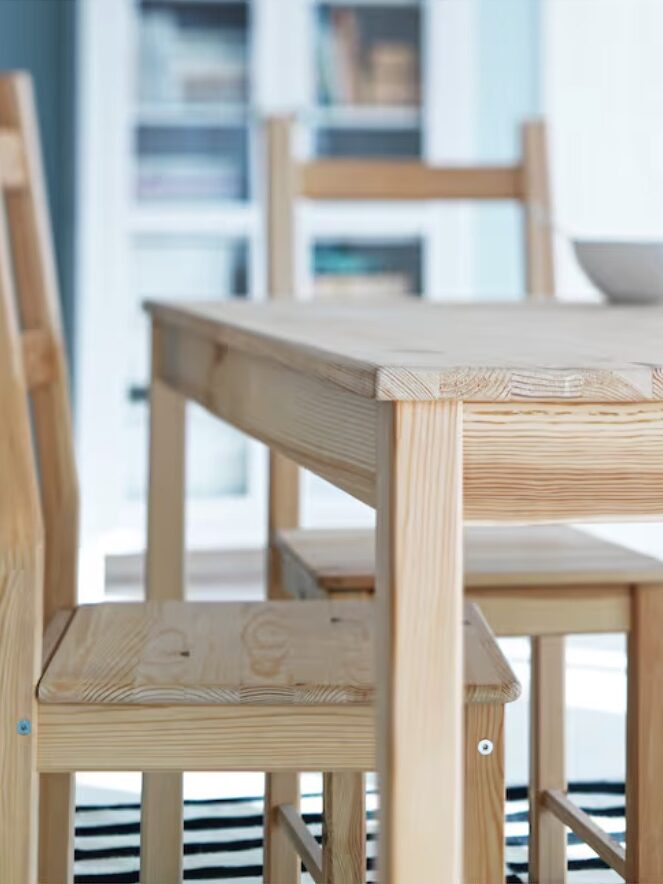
[75,0,479,579]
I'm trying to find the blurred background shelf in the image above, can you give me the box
[78,0,539,563]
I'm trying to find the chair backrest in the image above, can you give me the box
[0,72,78,625]
[264,115,556,577]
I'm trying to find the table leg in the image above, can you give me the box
[140,356,186,884]
[626,583,663,883]
[376,400,464,883]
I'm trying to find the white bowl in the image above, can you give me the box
[573,239,663,304]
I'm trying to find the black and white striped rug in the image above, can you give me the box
[74,782,624,883]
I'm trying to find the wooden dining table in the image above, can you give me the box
[144,299,663,883]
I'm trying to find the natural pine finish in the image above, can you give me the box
[39,601,516,708]
[141,325,187,884]
[0,165,44,883]
[0,72,77,884]
[150,312,663,522]
[626,584,663,883]
[147,300,663,404]
[542,789,626,879]
[278,804,324,883]
[522,119,555,296]
[464,704,505,884]
[529,637,567,884]
[264,117,318,878]
[376,400,464,883]
[37,704,376,773]
[322,773,366,884]
[277,524,663,593]
[147,296,663,880]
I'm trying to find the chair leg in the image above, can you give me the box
[140,772,183,883]
[322,772,365,883]
[264,772,301,883]
[626,583,663,883]
[529,636,567,884]
[464,704,505,884]
[0,562,41,883]
[39,772,75,883]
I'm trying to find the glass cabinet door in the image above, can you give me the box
[125,235,251,508]
[136,0,252,203]
[312,0,422,158]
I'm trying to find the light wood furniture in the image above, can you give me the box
[264,114,561,883]
[145,298,663,883]
[0,73,520,883]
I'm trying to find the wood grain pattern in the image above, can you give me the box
[145,300,663,403]
[0,126,26,188]
[264,774,301,884]
[278,804,323,884]
[299,159,522,201]
[0,72,79,624]
[529,637,567,884]
[41,609,74,671]
[542,789,625,879]
[376,400,464,884]
[39,601,374,706]
[464,704,505,884]
[39,600,516,706]
[159,323,377,505]
[0,75,78,883]
[37,704,376,773]
[156,319,663,521]
[276,524,663,592]
[140,773,183,884]
[38,773,74,884]
[143,324,187,884]
[464,402,663,522]
[626,583,663,884]
[0,105,45,882]
[322,772,366,884]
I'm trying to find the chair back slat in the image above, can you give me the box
[0,72,78,622]
[299,160,523,202]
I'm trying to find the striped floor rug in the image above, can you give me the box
[74,782,624,883]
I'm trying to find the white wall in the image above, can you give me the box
[544,0,663,300]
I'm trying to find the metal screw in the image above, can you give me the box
[17,719,32,736]
[477,738,493,756]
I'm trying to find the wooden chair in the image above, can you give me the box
[265,115,662,883]
[0,72,520,884]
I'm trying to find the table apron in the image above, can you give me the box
[157,325,663,522]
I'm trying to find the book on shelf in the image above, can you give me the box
[314,272,411,300]
[317,7,420,108]
[139,8,249,106]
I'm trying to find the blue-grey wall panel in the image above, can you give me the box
[0,0,77,364]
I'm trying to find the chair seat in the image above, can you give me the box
[38,600,519,707]
[276,525,663,598]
